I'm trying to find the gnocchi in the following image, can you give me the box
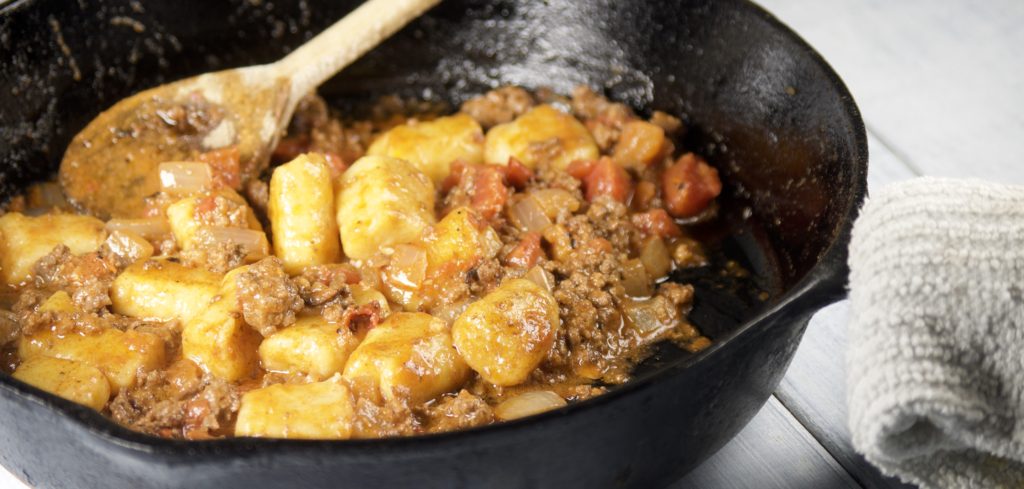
[181,266,261,381]
[110,259,221,323]
[235,376,355,439]
[484,104,599,170]
[367,113,485,185]
[335,155,436,260]
[343,312,469,404]
[0,212,106,286]
[452,279,559,386]
[268,153,341,273]
[12,356,111,411]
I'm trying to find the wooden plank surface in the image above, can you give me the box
[756,0,1024,182]
[674,397,860,489]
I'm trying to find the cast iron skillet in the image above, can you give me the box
[0,0,867,488]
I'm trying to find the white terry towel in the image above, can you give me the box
[848,177,1024,488]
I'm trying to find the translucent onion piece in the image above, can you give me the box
[494,391,568,421]
[481,227,503,260]
[524,265,555,294]
[159,162,213,194]
[105,218,171,240]
[621,296,676,341]
[529,188,580,219]
[203,226,269,260]
[639,236,672,279]
[621,258,653,298]
[105,230,154,265]
[387,244,427,289]
[432,299,471,325]
[510,196,553,233]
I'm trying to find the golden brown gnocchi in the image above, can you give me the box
[484,104,599,170]
[12,356,111,411]
[343,312,469,404]
[367,113,485,185]
[110,260,221,323]
[258,315,358,380]
[0,212,106,285]
[452,279,559,386]
[181,266,261,382]
[268,153,341,273]
[335,155,436,260]
[235,376,355,439]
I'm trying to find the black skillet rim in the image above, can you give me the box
[0,0,868,458]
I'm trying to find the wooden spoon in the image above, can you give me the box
[59,0,440,219]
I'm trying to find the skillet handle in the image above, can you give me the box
[794,246,851,314]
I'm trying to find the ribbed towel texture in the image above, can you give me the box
[848,177,1024,488]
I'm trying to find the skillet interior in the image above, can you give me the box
[0,0,866,487]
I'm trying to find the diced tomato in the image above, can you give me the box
[632,208,682,238]
[198,146,241,190]
[578,157,633,203]
[442,160,469,194]
[195,195,218,215]
[662,153,722,218]
[504,232,543,269]
[271,135,310,163]
[470,165,509,221]
[566,159,597,180]
[504,157,534,189]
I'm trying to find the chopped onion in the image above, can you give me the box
[494,391,567,421]
[529,188,580,219]
[509,196,553,233]
[524,265,555,294]
[105,230,154,265]
[621,296,676,341]
[639,236,672,279]
[621,258,653,298]
[159,162,213,194]
[202,226,269,260]
[387,244,427,289]
[106,218,171,240]
[481,227,503,260]
[432,299,471,325]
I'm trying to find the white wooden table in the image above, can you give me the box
[3,0,1022,486]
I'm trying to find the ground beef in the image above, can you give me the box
[468,257,505,296]
[108,359,239,439]
[32,245,119,313]
[194,194,250,229]
[424,390,494,433]
[570,86,637,151]
[460,86,536,128]
[235,257,303,337]
[0,310,18,346]
[533,160,586,196]
[179,228,248,274]
[347,377,420,438]
[293,264,359,306]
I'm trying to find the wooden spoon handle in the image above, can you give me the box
[277,0,441,102]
